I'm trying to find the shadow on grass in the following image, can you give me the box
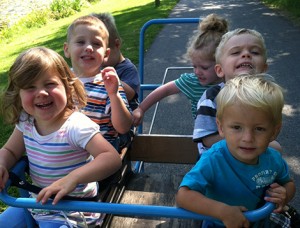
[0,1,177,89]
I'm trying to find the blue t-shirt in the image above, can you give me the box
[180,140,291,211]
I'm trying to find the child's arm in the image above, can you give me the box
[0,127,25,190]
[36,132,122,205]
[121,81,136,101]
[102,67,132,134]
[176,186,250,227]
[132,81,180,126]
[202,134,223,148]
[265,181,296,213]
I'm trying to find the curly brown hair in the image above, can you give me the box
[1,47,87,124]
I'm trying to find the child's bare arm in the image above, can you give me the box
[133,81,180,126]
[102,67,132,133]
[202,134,223,148]
[265,181,296,213]
[36,132,122,205]
[176,187,249,227]
[0,127,25,190]
[121,81,136,101]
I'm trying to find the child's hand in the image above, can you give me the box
[102,67,120,95]
[132,107,144,126]
[0,165,9,191]
[36,177,77,205]
[221,205,249,228]
[265,183,287,213]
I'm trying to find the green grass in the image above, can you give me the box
[0,0,178,143]
[0,0,179,212]
[262,0,300,18]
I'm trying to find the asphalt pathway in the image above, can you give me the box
[140,0,300,211]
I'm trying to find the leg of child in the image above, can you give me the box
[37,220,72,228]
[0,207,27,227]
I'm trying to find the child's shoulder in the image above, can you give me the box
[175,73,199,86]
[204,82,224,100]
[264,147,284,160]
[66,111,99,136]
[179,72,197,81]
[68,111,99,127]
[201,140,227,160]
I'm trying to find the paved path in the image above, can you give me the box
[141,0,300,211]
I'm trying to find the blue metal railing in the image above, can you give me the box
[137,18,200,134]
[0,157,275,222]
[0,18,276,226]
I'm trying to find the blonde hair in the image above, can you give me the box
[216,74,284,126]
[1,47,87,124]
[186,14,228,61]
[215,28,267,63]
[66,15,109,46]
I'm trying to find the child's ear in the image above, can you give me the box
[115,39,121,49]
[104,48,110,58]
[270,123,282,142]
[215,64,225,78]
[63,43,70,58]
[216,118,225,137]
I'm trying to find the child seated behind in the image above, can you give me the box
[63,15,132,148]
[93,12,140,147]
[93,12,140,111]
[176,74,296,227]
[193,28,282,155]
[133,14,228,126]
[0,47,122,227]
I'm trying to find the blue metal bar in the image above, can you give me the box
[138,18,200,89]
[138,18,200,134]
[0,143,276,224]
[140,84,161,91]
[0,191,275,222]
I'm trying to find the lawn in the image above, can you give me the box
[0,0,179,212]
[0,0,179,145]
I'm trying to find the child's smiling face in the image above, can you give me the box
[64,24,110,77]
[215,33,268,81]
[20,68,68,125]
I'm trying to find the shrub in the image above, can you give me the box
[0,0,89,41]
[50,0,88,20]
[18,9,50,29]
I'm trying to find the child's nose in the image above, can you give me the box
[241,50,251,58]
[85,44,93,52]
[36,88,48,97]
[194,67,202,76]
[242,130,254,142]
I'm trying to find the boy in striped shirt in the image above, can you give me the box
[64,15,132,148]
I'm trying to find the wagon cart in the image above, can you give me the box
[0,18,275,228]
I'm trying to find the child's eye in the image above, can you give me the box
[45,82,57,88]
[255,127,266,132]
[251,48,262,55]
[230,51,240,55]
[231,125,241,130]
[76,40,85,45]
[251,50,260,55]
[23,86,35,90]
[93,42,102,47]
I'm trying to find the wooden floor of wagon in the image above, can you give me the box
[109,163,202,227]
